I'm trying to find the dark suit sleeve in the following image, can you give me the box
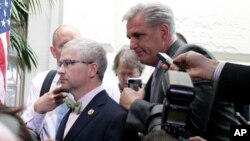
[217,62,250,104]
[105,111,127,141]
[125,99,157,134]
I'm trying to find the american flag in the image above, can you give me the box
[0,0,11,103]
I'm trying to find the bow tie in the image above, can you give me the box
[66,99,82,114]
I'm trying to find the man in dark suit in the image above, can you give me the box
[172,50,250,104]
[119,2,238,141]
[55,38,127,141]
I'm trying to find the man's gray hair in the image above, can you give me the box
[63,38,107,81]
[113,47,145,75]
[122,2,176,34]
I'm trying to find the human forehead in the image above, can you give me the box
[126,15,154,35]
[118,65,140,76]
[60,47,81,59]
[127,14,146,29]
[118,60,137,70]
[54,34,77,47]
[54,29,79,46]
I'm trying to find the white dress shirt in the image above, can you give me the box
[21,70,120,140]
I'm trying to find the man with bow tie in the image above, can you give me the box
[22,25,122,141]
[55,38,128,141]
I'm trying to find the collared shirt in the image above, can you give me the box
[213,62,226,93]
[213,62,226,82]
[63,86,103,138]
[21,70,120,140]
[22,70,59,140]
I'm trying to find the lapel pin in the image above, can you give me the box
[88,109,94,115]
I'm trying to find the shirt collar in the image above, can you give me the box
[77,85,104,112]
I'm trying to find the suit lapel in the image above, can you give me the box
[56,109,71,141]
[63,90,108,141]
[144,75,153,101]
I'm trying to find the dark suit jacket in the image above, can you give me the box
[56,90,127,141]
[126,40,238,141]
[217,62,250,104]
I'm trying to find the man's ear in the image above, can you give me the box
[50,46,56,59]
[89,63,99,78]
[160,23,169,40]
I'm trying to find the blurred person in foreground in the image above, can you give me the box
[119,2,238,141]
[0,102,37,141]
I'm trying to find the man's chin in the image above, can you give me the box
[60,86,69,92]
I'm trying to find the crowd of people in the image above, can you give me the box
[1,2,249,141]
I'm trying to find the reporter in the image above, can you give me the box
[113,47,145,92]
[168,51,250,104]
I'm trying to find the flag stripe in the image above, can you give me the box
[0,0,11,103]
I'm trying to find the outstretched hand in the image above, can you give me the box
[173,51,219,81]
[160,51,219,81]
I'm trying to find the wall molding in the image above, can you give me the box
[212,52,250,64]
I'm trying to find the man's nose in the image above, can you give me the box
[130,38,139,50]
[57,65,65,74]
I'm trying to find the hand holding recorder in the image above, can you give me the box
[157,53,181,71]
[158,51,219,81]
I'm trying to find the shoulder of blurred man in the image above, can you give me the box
[102,72,120,103]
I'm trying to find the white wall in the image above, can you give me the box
[24,0,63,102]
[62,0,250,83]
[63,0,250,53]
[24,0,250,103]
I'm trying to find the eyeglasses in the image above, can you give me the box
[58,59,91,68]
